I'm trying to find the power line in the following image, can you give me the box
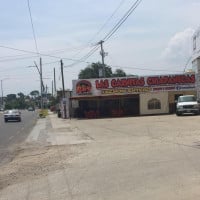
[0,45,89,62]
[0,55,38,63]
[67,0,126,63]
[64,45,100,68]
[68,0,142,69]
[88,0,126,44]
[103,0,142,42]
[107,54,183,73]
[112,65,183,73]
[0,44,91,64]
[27,0,39,55]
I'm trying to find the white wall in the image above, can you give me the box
[140,92,169,115]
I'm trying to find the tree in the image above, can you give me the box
[78,62,128,79]
[17,92,26,109]
[30,90,39,99]
[17,92,25,99]
[6,94,17,101]
[78,62,112,79]
[112,69,126,77]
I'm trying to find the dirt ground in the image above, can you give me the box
[0,143,84,190]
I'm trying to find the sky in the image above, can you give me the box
[0,0,200,96]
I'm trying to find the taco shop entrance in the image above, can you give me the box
[77,95,139,118]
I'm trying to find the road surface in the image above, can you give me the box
[0,110,37,165]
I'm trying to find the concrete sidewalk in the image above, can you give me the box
[26,112,91,146]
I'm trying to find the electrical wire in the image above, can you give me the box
[67,0,126,63]
[64,45,100,68]
[88,0,126,44]
[27,0,39,55]
[0,55,38,63]
[0,44,91,64]
[103,0,142,42]
[112,65,183,73]
[107,54,183,73]
[0,45,89,63]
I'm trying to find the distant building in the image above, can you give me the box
[192,27,200,99]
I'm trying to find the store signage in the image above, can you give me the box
[146,75,195,85]
[73,73,196,97]
[101,87,151,95]
[95,74,195,89]
[76,80,92,95]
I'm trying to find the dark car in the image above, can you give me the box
[4,109,21,122]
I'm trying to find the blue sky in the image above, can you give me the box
[0,0,200,95]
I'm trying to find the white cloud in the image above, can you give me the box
[161,28,195,65]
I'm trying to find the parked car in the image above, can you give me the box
[4,109,21,122]
[176,95,200,116]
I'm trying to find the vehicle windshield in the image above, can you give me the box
[178,96,196,102]
[4,110,19,114]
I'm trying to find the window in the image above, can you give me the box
[148,98,161,110]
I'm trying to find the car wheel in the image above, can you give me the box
[4,119,7,122]
[176,112,181,116]
[18,118,21,122]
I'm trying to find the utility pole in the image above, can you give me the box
[61,59,67,119]
[99,40,106,77]
[40,57,44,109]
[52,80,54,96]
[1,80,3,108]
[54,67,56,96]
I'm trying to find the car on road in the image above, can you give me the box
[176,95,200,116]
[27,107,35,111]
[4,109,22,122]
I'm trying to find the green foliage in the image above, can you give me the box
[78,62,126,79]
[4,90,58,110]
[112,69,126,77]
[78,62,112,79]
[6,94,17,101]
[5,93,26,109]
[30,90,39,98]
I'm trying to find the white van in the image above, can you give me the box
[176,95,200,116]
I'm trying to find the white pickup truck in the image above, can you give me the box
[176,95,200,116]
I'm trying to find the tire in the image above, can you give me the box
[176,112,181,116]
[4,119,7,122]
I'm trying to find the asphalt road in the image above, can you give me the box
[0,110,38,165]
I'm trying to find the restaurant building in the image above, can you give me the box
[71,73,196,118]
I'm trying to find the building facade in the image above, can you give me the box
[71,73,196,118]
